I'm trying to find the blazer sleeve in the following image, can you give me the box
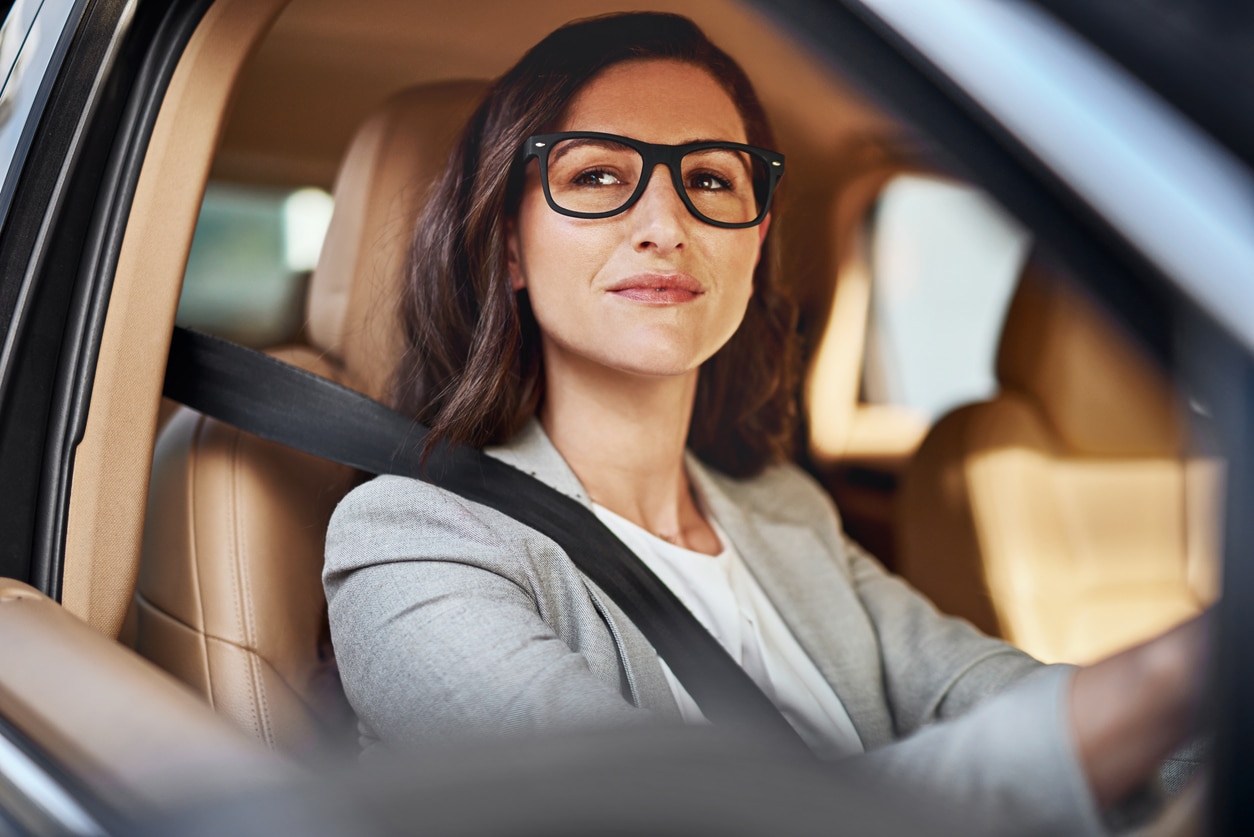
[820,490,1109,832]
[860,663,1105,835]
[751,467,1107,833]
[323,475,650,750]
[842,531,1169,833]
[842,534,1045,733]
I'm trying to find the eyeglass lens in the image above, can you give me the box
[544,137,769,225]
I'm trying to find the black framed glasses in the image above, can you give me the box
[521,132,785,229]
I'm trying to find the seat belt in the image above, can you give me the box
[162,326,810,755]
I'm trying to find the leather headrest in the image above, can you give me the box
[306,80,488,400]
[996,258,1183,456]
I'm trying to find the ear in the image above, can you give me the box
[505,216,526,291]
[753,212,772,267]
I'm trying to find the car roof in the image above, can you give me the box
[213,0,901,192]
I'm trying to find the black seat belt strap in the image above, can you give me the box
[163,326,810,754]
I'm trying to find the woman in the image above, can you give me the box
[324,12,1202,833]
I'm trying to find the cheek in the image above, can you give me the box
[516,195,613,286]
[718,233,762,305]
[514,190,554,277]
[715,236,762,345]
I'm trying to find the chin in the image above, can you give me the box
[608,359,698,380]
[621,339,716,375]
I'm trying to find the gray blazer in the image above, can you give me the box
[324,419,1104,834]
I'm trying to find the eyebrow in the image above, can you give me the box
[548,137,632,166]
[683,144,756,181]
[548,135,754,172]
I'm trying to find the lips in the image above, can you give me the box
[605,273,705,304]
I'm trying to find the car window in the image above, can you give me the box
[177,180,332,347]
[861,174,1030,422]
[9,0,1237,830]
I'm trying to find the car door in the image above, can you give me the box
[0,2,292,831]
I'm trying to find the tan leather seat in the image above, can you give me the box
[132,80,487,754]
[803,162,930,567]
[895,257,1219,664]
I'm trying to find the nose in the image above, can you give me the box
[630,163,688,254]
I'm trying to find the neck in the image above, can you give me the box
[539,348,718,554]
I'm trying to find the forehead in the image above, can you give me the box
[557,59,749,145]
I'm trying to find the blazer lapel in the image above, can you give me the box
[688,458,896,749]
[486,419,681,719]
[486,418,591,505]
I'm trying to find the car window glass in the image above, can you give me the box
[0,0,76,224]
[177,181,333,347]
[862,174,1031,421]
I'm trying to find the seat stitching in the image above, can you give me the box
[135,588,205,634]
[136,591,336,728]
[188,416,216,709]
[235,435,276,747]
[226,429,265,743]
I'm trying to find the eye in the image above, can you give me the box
[688,171,734,192]
[572,169,624,187]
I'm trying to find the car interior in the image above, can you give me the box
[0,0,1223,822]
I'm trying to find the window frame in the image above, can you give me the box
[0,0,212,594]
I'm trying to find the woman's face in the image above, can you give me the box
[508,59,769,383]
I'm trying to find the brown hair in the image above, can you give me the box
[393,12,798,477]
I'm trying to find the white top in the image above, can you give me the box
[592,503,864,760]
